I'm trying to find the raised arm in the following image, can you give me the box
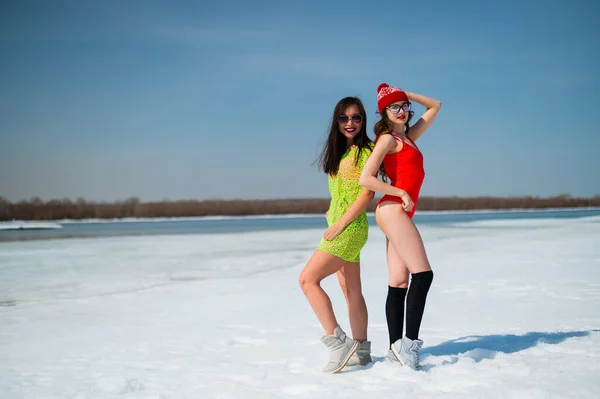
[405,92,442,141]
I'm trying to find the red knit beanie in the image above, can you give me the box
[377,83,409,112]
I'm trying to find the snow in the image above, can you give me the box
[0,222,62,230]
[1,215,599,398]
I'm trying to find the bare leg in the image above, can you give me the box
[377,201,434,345]
[386,237,410,288]
[336,262,368,342]
[376,201,432,274]
[385,237,410,345]
[298,250,347,335]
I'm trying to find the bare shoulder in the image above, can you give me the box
[374,134,397,150]
[376,133,403,154]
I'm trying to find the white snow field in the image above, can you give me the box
[1,215,599,398]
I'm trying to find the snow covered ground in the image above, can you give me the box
[1,215,599,398]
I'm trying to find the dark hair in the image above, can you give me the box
[373,106,414,180]
[316,96,373,176]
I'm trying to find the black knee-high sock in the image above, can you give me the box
[385,286,408,346]
[405,271,434,341]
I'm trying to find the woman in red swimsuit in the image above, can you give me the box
[360,83,442,370]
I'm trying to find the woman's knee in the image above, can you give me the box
[389,280,409,289]
[344,283,364,303]
[337,272,348,297]
[298,271,320,292]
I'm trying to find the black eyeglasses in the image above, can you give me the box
[338,114,363,124]
[387,103,411,114]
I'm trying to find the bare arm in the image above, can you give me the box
[405,91,442,141]
[359,135,408,197]
[322,157,375,240]
[337,187,374,229]
[359,135,415,212]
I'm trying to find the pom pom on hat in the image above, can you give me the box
[377,83,390,93]
[376,82,409,112]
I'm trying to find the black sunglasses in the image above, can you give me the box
[387,103,412,113]
[338,113,363,124]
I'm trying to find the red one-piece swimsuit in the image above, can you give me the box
[377,133,425,219]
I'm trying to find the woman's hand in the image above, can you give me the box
[399,191,414,213]
[323,222,345,241]
[325,210,329,219]
[403,91,442,141]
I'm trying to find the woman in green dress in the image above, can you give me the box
[298,96,374,373]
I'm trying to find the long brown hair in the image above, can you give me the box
[316,97,373,175]
[373,107,414,180]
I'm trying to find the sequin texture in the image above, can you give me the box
[317,145,372,262]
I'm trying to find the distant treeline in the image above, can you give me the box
[0,195,599,221]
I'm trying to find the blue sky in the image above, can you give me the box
[1,0,598,202]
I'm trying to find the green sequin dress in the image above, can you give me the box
[317,145,372,263]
